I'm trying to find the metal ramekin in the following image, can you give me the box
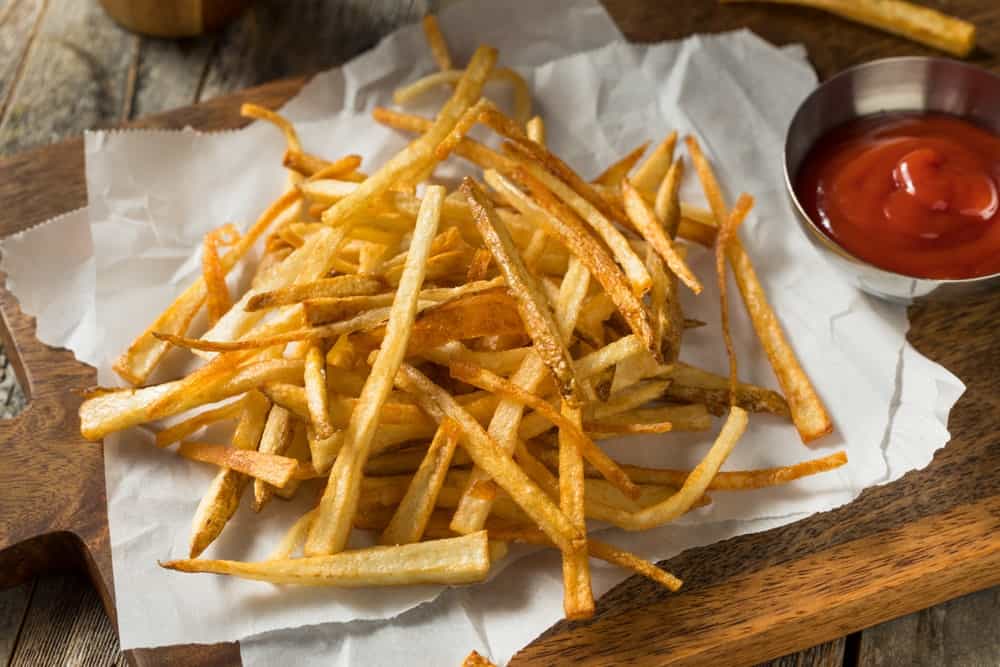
[784,57,1000,304]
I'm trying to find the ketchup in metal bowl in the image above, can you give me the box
[795,112,1000,280]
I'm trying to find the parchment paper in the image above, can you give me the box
[0,0,963,660]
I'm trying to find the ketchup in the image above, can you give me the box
[796,112,1000,279]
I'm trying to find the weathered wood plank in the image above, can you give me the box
[131,35,215,119]
[9,575,120,667]
[197,0,429,101]
[0,0,45,128]
[857,586,1000,667]
[756,639,846,667]
[0,0,134,155]
[0,581,33,665]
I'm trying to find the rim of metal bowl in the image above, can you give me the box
[782,56,1000,286]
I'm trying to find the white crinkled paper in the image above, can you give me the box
[0,0,963,662]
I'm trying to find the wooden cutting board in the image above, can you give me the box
[0,3,998,666]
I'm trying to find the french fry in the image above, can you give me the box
[178,441,299,489]
[304,343,335,438]
[594,141,649,187]
[395,363,583,553]
[202,224,239,325]
[380,419,462,545]
[558,402,594,619]
[717,194,755,402]
[188,391,271,558]
[462,178,580,400]
[585,404,712,434]
[394,67,532,125]
[422,15,453,71]
[449,361,639,500]
[253,405,294,511]
[525,115,545,144]
[686,135,832,442]
[155,398,245,447]
[306,185,445,556]
[267,507,317,560]
[631,131,677,193]
[623,180,702,294]
[462,650,497,667]
[665,363,789,418]
[163,531,492,587]
[246,275,383,311]
[652,158,685,362]
[720,0,975,57]
[273,420,310,500]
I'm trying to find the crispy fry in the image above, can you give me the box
[585,404,712,434]
[653,159,686,361]
[178,441,298,489]
[188,391,271,558]
[421,15,453,71]
[202,224,239,324]
[164,531,491,586]
[155,399,245,448]
[594,141,649,187]
[721,0,974,57]
[395,363,583,553]
[462,178,580,399]
[241,103,301,152]
[686,135,831,442]
[253,404,294,511]
[462,651,497,667]
[304,343,335,438]
[306,186,445,556]
[558,402,594,619]
[247,275,384,311]
[273,420,310,500]
[380,419,462,545]
[623,180,702,294]
[394,68,532,125]
[267,507,317,560]
[526,115,545,144]
[717,194,755,402]
[631,131,677,193]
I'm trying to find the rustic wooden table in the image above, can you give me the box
[0,1,997,666]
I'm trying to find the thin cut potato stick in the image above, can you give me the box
[593,141,649,187]
[80,359,304,441]
[421,15,453,71]
[449,361,640,500]
[573,335,645,379]
[202,224,239,324]
[558,402,594,619]
[163,531,492,587]
[304,343,335,438]
[306,154,365,181]
[267,507,317,561]
[462,651,497,667]
[395,363,583,553]
[613,451,848,490]
[322,45,495,229]
[526,115,545,144]
[306,185,445,556]
[466,248,492,282]
[241,103,302,152]
[485,169,658,359]
[394,67,532,125]
[622,180,702,294]
[615,407,747,531]
[720,0,975,57]
[178,441,299,489]
[652,159,685,362]
[155,398,245,447]
[506,152,652,297]
[273,420,310,500]
[717,194,755,402]
[462,178,580,400]
[631,130,677,193]
[112,189,301,385]
[247,275,384,311]
[380,418,462,545]
[188,391,271,558]
[253,405,294,511]
[686,135,832,442]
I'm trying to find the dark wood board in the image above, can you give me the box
[0,2,998,666]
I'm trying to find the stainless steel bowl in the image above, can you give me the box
[784,57,1000,304]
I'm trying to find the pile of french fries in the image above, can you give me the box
[79,16,844,624]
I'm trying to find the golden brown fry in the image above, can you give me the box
[466,248,492,282]
[631,131,677,193]
[421,15,453,71]
[462,178,580,400]
[462,650,497,667]
[485,169,658,359]
[163,531,491,587]
[155,399,244,448]
[526,115,545,144]
[178,441,298,489]
[558,402,594,619]
[449,361,640,500]
[395,363,583,553]
[585,404,712,434]
[380,418,462,545]
[202,224,239,325]
[717,194,755,403]
[653,158,686,362]
[306,186,445,556]
[623,180,702,294]
[395,68,532,125]
[686,135,832,442]
[267,507,317,560]
[273,420,310,500]
[721,0,974,57]
[304,343,335,438]
[241,103,302,152]
[252,404,294,512]
[594,141,649,187]
[188,391,271,558]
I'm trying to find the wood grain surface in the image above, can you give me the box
[0,1,997,666]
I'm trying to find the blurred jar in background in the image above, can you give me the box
[99,0,250,38]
